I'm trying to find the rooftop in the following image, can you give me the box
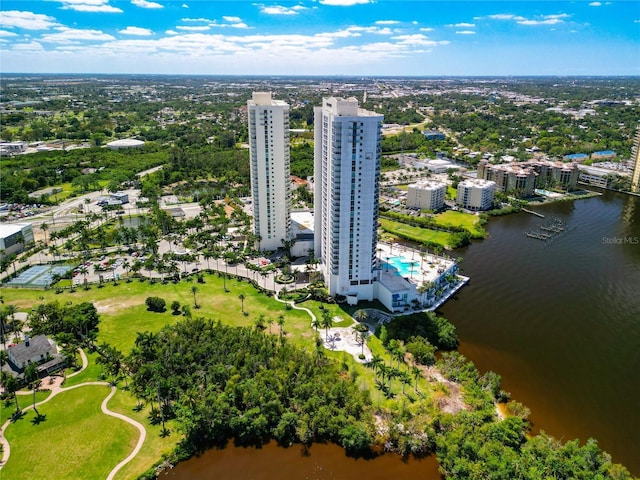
[8,334,56,366]
[106,138,145,148]
[0,222,31,237]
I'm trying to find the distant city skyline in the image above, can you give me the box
[0,1,638,76]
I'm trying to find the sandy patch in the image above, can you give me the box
[94,297,140,313]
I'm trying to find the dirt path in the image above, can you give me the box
[0,348,146,480]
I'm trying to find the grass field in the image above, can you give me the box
[2,385,139,480]
[1,271,429,479]
[1,390,51,425]
[433,211,487,238]
[379,218,458,248]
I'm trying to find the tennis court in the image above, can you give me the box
[5,264,73,288]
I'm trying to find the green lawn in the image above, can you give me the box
[433,210,487,238]
[379,218,458,248]
[446,185,457,200]
[0,271,443,479]
[2,385,139,480]
[1,390,51,425]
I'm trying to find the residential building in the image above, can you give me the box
[6,334,65,376]
[456,179,496,211]
[314,97,383,302]
[632,128,640,193]
[248,92,291,251]
[407,180,447,211]
[477,159,579,195]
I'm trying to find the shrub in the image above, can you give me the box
[145,296,166,312]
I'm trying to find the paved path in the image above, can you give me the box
[274,291,373,362]
[0,348,146,480]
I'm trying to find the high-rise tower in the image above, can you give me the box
[314,97,383,300]
[248,92,291,251]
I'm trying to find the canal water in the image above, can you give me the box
[170,190,640,477]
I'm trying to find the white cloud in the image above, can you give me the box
[41,27,115,44]
[589,2,602,6]
[634,19,640,23]
[131,0,163,9]
[449,22,475,28]
[59,1,123,13]
[487,14,524,21]
[165,29,179,35]
[212,22,250,29]
[259,5,305,15]
[182,3,188,8]
[182,18,213,23]
[0,30,19,37]
[0,10,59,30]
[12,41,45,52]
[485,13,569,26]
[456,30,476,35]
[119,26,153,36]
[176,25,210,31]
[319,0,371,5]
[346,26,394,35]
[419,27,434,32]
[375,20,399,25]
[223,16,242,23]
[392,34,449,46]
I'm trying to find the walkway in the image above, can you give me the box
[0,348,146,480]
[274,291,373,363]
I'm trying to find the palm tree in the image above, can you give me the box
[267,317,274,334]
[40,222,49,246]
[191,286,199,308]
[412,365,422,392]
[321,310,332,341]
[370,354,383,375]
[238,293,246,314]
[311,316,321,332]
[360,331,370,356]
[400,371,412,395]
[3,375,21,414]
[24,363,40,414]
[122,259,131,282]
[4,305,17,344]
[354,309,369,324]
[277,315,285,337]
[254,314,266,331]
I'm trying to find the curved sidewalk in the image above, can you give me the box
[0,349,146,480]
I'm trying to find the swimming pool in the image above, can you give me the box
[382,255,420,277]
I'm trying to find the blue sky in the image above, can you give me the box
[1,1,638,75]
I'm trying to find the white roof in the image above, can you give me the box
[107,138,145,148]
[0,222,31,238]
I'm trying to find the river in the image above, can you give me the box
[440,190,640,475]
[170,190,640,477]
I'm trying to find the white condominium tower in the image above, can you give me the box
[248,92,291,251]
[314,97,383,300]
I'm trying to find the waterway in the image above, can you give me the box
[169,190,640,477]
[440,190,640,475]
[167,441,441,479]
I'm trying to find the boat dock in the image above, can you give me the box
[522,208,545,218]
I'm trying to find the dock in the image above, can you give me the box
[522,208,545,218]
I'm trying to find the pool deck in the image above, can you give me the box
[378,243,457,287]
